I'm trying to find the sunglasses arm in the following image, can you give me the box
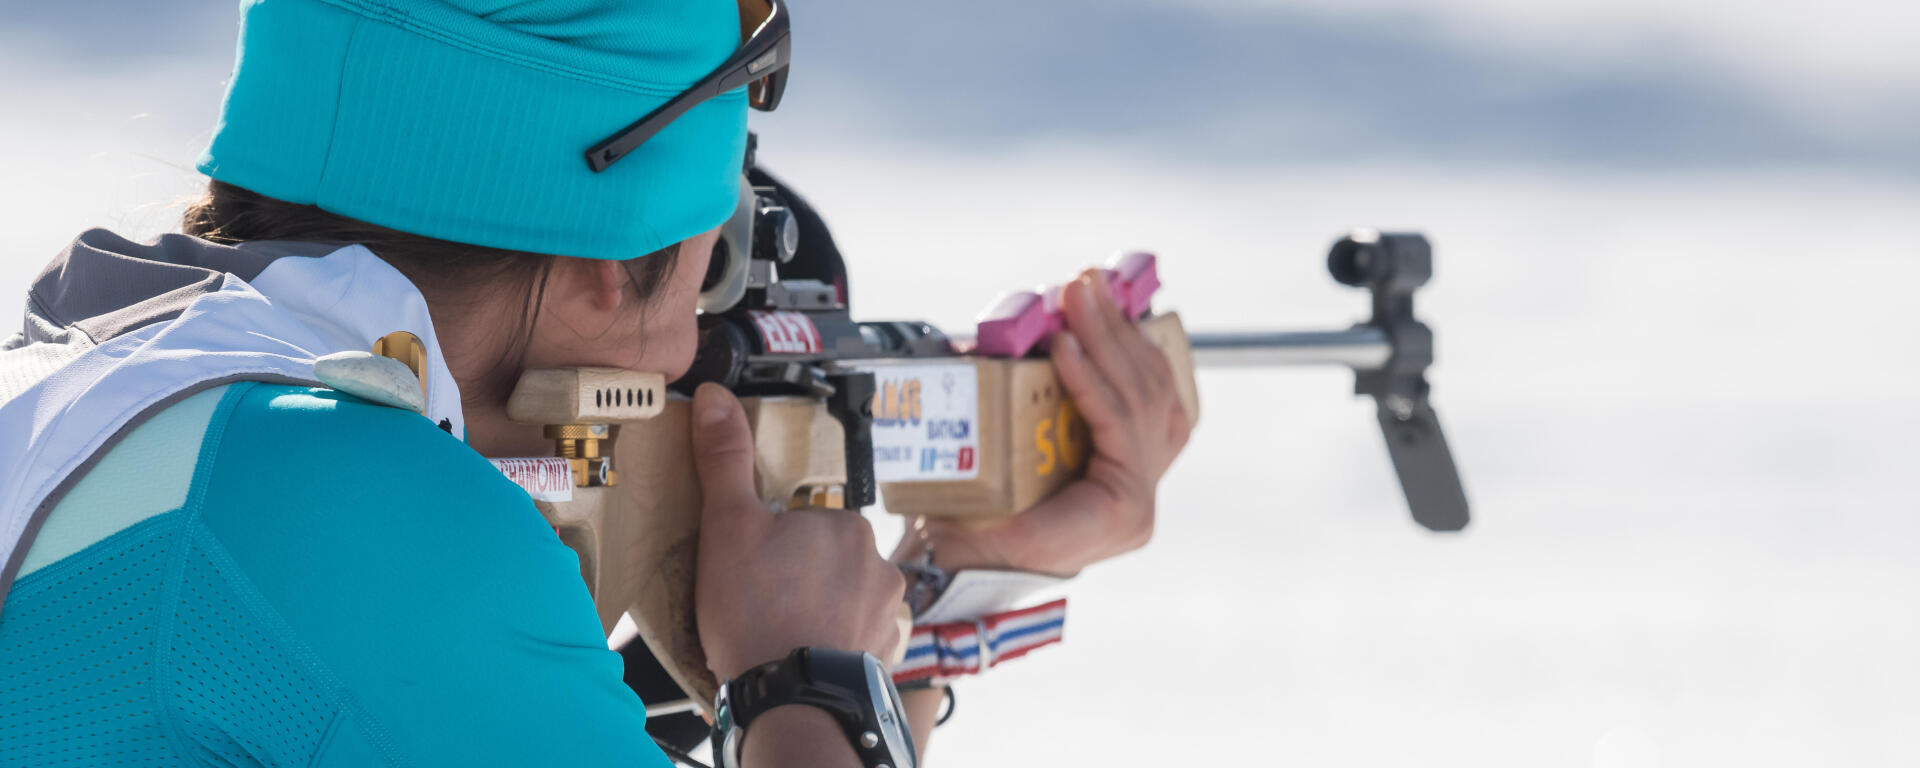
[585,33,789,172]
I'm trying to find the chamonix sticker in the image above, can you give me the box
[860,363,980,483]
[491,457,574,502]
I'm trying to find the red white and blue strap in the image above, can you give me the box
[893,598,1067,684]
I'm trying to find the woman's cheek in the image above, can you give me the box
[643,308,701,381]
[630,228,716,379]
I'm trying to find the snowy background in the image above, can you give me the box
[5,1,1919,765]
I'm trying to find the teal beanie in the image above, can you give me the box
[198,0,749,261]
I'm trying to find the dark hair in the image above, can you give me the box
[182,180,680,399]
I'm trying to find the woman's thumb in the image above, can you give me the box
[689,383,763,529]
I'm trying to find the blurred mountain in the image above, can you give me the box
[761,0,1920,175]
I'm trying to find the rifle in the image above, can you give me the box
[493,144,1470,716]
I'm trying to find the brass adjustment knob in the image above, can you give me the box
[545,423,617,487]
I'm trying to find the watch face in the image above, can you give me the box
[861,652,917,768]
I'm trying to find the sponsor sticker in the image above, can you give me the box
[490,457,575,502]
[748,310,823,355]
[860,363,980,482]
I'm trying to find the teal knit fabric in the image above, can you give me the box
[0,383,667,766]
[198,0,749,261]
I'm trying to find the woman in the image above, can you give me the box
[0,0,1190,765]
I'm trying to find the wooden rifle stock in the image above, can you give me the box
[501,312,1199,709]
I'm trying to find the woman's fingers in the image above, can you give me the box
[1051,332,1126,432]
[1063,269,1183,415]
[921,262,1190,577]
[1060,271,1143,406]
[1123,326,1188,447]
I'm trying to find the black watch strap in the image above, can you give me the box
[714,648,916,768]
[727,649,864,732]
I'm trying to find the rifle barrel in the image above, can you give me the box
[1188,327,1391,370]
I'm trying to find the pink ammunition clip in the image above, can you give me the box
[973,252,1160,358]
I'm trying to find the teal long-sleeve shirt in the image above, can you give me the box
[0,382,670,766]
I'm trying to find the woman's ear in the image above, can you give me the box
[587,258,628,312]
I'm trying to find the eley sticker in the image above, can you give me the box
[859,363,980,482]
[748,310,822,354]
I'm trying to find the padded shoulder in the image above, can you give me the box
[197,383,663,766]
[17,383,231,578]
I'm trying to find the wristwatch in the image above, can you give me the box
[712,647,917,768]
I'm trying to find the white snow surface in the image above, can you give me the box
[774,147,1920,767]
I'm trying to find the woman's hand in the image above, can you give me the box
[691,383,907,681]
[907,269,1193,576]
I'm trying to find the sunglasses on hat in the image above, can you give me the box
[586,0,790,173]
